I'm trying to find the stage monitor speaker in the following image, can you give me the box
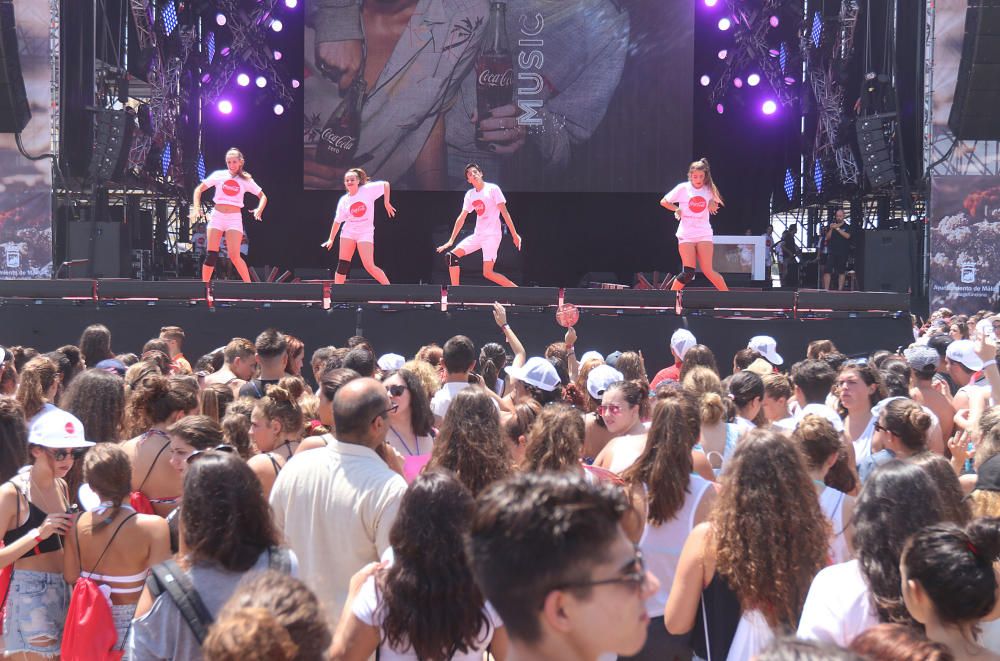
[948,0,1000,140]
[858,230,914,293]
[856,115,898,189]
[0,0,31,133]
[89,109,135,182]
[66,221,129,278]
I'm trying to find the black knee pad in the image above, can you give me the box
[678,266,696,285]
[336,259,352,276]
[447,252,461,268]
[204,251,219,267]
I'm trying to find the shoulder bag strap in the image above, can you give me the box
[150,559,214,643]
[87,512,138,576]
[137,440,172,492]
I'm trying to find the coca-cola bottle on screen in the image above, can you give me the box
[316,77,365,168]
[475,1,513,150]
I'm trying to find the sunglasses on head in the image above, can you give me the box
[385,384,407,397]
[46,447,87,461]
[186,444,237,464]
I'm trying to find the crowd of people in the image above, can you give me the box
[0,305,999,661]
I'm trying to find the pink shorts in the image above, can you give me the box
[208,210,244,234]
[340,221,374,244]
[455,232,502,262]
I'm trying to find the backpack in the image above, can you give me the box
[61,512,138,661]
[145,547,292,644]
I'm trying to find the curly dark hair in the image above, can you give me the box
[522,403,584,472]
[181,452,280,572]
[854,460,946,626]
[125,374,199,437]
[622,389,700,525]
[427,388,511,497]
[382,369,434,437]
[62,368,125,444]
[713,429,830,628]
[379,471,490,660]
[0,396,27,483]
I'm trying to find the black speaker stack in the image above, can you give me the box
[949,0,1000,140]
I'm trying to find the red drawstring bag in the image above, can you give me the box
[61,577,122,661]
[128,491,155,515]
[0,541,11,621]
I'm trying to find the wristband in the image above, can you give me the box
[502,324,510,330]
[566,346,575,353]
[29,527,41,543]
[983,359,997,369]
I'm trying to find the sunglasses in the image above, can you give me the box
[597,404,623,417]
[873,422,893,435]
[371,402,399,424]
[46,447,88,461]
[186,444,238,464]
[385,384,407,397]
[556,548,648,592]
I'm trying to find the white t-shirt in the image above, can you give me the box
[203,170,262,208]
[776,403,845,434]
[352,572,503,661]
[431,382,472,419]
[796,559,878,647]
[664,182,714,225]
[463,182,506,236]
[335,182,386,227]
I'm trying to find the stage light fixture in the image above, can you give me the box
[716,103,724,114]
[273,103,284,115]
[762,100,777,115]
[291,79,300,88]
[769,15,779,27]
[273,50,283,60]
[219,99,233,114]
[270,19,283,32]
[700,75,711,86]
[810,12,822,47]
[256,76,267,88]
[237,73,250,86]
[216,12,227,26]
[733,77,743,88]
[197,152,206,181]
[207,32,216,64]
[705,0,718,6]
[162,1,179,36]
[201,72,212,83]
[747,73,760,86]
[813,160,824,193]
[718,17,731,30]
[784,169,795,200]
[161,142,172,176]
[718,49,728,59]
[285,0,298,7]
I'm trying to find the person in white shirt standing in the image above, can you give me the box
[269,377,407,630]
[430,335,477,427]
[659,158,728,292]
[322,167,397,285]
[191,147,267,283]
[436,163,523,287]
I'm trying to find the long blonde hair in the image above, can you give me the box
[689,158,723,206]
[226,148,252,180]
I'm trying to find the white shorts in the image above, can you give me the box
[455,232,502,263]
[340,221,374,244]
[676,224,714,244]
[208,210,244,234]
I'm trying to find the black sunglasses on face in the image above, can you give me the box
[386,384,407,397]
[186,444,238,464]
[47,447,87,461]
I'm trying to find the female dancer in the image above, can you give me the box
[660,158,728,291]
[191,147,267,283]
[321,168,395,285]
[436,164,522,287]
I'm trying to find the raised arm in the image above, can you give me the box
[493,302,526,368]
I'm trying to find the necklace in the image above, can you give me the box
[389,426,420,456]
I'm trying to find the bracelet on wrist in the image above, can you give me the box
[29,527,41,543]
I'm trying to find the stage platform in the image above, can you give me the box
[0,280,914,373]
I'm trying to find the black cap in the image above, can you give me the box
[975,453,1000,492]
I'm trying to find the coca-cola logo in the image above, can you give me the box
[478,68,514,88]
[321,129,356,151]
[472,200,487,215]
[688,196,708,213]
[222,179,241,197]
[350,201,367,217]
[65,421,75,434]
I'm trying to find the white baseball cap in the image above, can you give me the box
[748,335,783,365]
[670,329,697,360]
[587,365,624,400]
[505,357,561,392]
[29,409,95,449]
[377,353,406,372]
[946,340,984,372]
[579,350,604,365]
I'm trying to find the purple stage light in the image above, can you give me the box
[784,76,796,85]
[255,76,267,88]
[733,77,743,88]
[747,73,760,86]
[769,15,779,27]
[219,100,233,114]
[270,19,283,32]
[718,17,731,30]
[716,103,724,114]
[273,104,285,115]
[717,49,727,59]
[285,0,298,7]
[215,12,227,26]
[761,100,777,115]
[273,50,283,60]
[237,73,250,86]
[220,46,231,57]
[291,79,300,88]
[705,0,718,6]
[201,72,212,83]
[700,75,710,86]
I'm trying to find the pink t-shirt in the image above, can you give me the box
[203,170,262,208]
[463,182,506,236]
[665,182,714,231]
[335,182,386,226]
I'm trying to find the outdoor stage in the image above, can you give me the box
[0,281,913,372]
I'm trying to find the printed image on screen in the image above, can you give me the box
[302,0,693,192]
